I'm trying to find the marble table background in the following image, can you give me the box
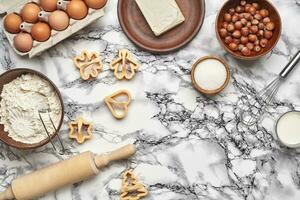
[1,0,300,199]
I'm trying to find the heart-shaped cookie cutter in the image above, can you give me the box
[69,117,93,144]
[104,89,132,119]
[74,51,103,80]
[110,49,139,80]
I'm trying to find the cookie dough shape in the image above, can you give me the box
[120,170,148,200]
[74,51,103,80]
[104,90,132,120]
[69,117,93,144]
[110,49,139,80]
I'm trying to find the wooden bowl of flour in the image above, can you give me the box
[0,68,64,150]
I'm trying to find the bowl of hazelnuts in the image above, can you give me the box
[216,0,281,60]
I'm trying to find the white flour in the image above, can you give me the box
[0,74,62,144]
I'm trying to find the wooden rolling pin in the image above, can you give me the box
[0,144,136,200]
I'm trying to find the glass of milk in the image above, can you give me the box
[276,111,300,148]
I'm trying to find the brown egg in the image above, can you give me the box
[14,33,33,53]
[21,3,41,23]
[31,22,51,42]
[67,0,88,20]
[40,0,58,12]
[84,0,107,9]
[4,13,22,34]
[49,10,70,31]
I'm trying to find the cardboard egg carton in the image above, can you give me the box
[0,0,106,58]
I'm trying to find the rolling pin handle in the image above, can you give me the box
[94,144,136,169]
[0,187,14,200]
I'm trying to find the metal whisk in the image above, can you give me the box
[38,108,65,154]
[240,50,300,126]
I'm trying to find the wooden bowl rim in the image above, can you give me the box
[117,0,206,54]
[215,0,282,60]
[0,68,64,150]
[191,56,231,95]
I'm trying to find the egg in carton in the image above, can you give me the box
[1,0,107,58]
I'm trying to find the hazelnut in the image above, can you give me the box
[254,40,260,46]
[236,6,244,13]
[263,17,271,24]
[224,13,232,22]
[241,27,250,36]
[241,47,251,56]
[266,22,275,31]
[240,1,247,6]
[227,23,235,32]
[219,28,228,38]
[225,36,233,44]
[248,34,257,42]
[260,38,268,47]
[240,36,249,44]
[260,9,269,18]
[246,42,254,50]
[245,4,251,12]
[250,25,258,34]
[238,44,245,51]
[233,38,240,44]
[254,14,262,20]
[241,18,248,25]
[229,42,238,51]
[249,6,256,15]
[258,23,264,30]
[258,30,264,37]
[232,30,242,38]
[235,21,243,30]
[244,13,252,20]
[252,19,259,25]
[254,45,262,52]
[247,22,252,27]
[229,8,235,15]
[264,30,273,39]
[232,15,239,23]
[252,3,260,9]
[222,22,229,29]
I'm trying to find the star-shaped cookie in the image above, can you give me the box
[69,117,93,144]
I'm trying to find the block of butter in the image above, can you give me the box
[135,0,185,36]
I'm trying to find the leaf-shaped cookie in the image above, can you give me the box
[110,49,139,80]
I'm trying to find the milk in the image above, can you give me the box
[276,111,300,148]
[194,59,227,91]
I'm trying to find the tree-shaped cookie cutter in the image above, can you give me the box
[110,49,139,80]
[120,170,148,200]
[104,89,132,120]
[69,117,93,144]
[74,51,103,80]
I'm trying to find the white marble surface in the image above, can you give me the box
[1,0,300,199]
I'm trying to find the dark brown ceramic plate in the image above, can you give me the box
[0,68,64,150]
[118,0,205,54]
[216,0,282,60]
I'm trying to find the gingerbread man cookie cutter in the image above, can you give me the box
[110,49,139,80]
[74,51,103,80]
[104,89,132,120]
[120,170,148,200]
[69,117,93,144]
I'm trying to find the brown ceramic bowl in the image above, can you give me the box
[0,68,64,150]
[216,0,282,60]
